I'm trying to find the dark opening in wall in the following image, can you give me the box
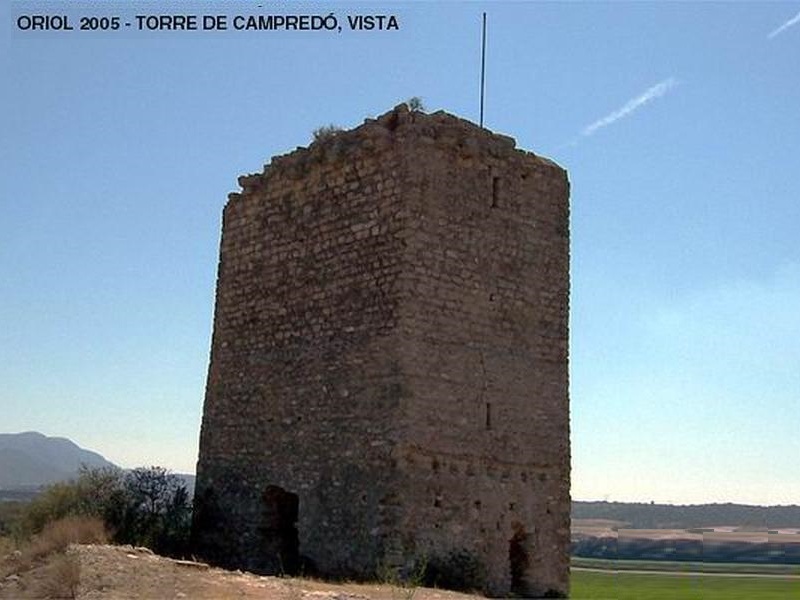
[485,402,492,429]
[509,525,530,595]
[260,485,300,574]
[491,176,500,208]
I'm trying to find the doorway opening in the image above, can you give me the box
[509,524,530,595]
[260,485,300,574]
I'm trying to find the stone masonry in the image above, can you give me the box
[192,104,570,597]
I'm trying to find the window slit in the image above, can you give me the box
[491,176,500,208]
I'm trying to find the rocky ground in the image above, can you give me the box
[1,544,482,600]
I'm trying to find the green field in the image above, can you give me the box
[571,568,800,599]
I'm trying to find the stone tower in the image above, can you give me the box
[193,104,570,597]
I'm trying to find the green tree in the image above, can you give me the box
[120,466,191,555]
[15,465,192,557]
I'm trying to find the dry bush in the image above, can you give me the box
[312,124,343,142]
[30,516,107,558]
[406,96,426,112]
[0,516,102,590]
[0,536,21,578]
[7,516,108,575]
[0,535,16,557]
[31,552,81,599]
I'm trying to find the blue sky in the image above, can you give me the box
[2,1,798,506]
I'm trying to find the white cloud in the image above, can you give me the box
[768,9,800,39]
[581,77,679,137]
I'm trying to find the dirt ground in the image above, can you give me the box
[1,544,483,600]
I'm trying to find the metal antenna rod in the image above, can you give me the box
[480,12,487,127]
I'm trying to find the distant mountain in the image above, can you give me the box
[0,447,72,488]
[0,432,196,499]
[0,431,117,490]
[573,500,800,529]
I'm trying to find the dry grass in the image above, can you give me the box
[30,552,81,599]
[7,543,486,600]
[25,516,107,563]
[1,516,107,577]
[0,536,15,558]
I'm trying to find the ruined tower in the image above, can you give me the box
[193,104,570,597]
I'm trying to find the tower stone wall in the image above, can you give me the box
[193,104,570,597]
